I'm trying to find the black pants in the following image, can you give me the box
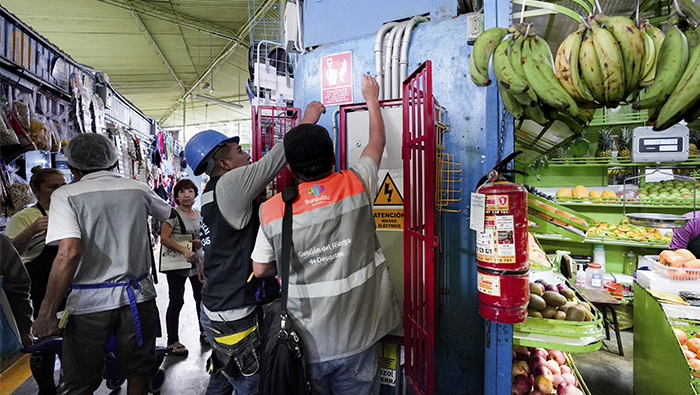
[166,273,204,345]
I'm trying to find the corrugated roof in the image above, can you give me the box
[1,0,282,129]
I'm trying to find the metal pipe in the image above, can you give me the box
[391,22,408,99]
[400,16,429,84]
[255,40,284,101]
[383,25,401,99]
[331,108,340,146]
[374,22,399,100]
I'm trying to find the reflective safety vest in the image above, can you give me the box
[259,169,400,363]
[200,176,259,314]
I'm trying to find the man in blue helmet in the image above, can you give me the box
[185,101,325,395]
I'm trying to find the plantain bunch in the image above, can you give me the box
[632,14,700,130]
[469,23,592,127]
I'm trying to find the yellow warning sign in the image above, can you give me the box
[374,209,404,229]
[374,173,403,206]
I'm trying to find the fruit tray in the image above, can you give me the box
[515,276,604,339]
[527,193,596,232]
[669,319,700,388]
[649,258,700,281]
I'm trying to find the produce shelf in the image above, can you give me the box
[547,155,700,167]
[634,283,700,395]
[556,199,698,208]
[513,272,604,353]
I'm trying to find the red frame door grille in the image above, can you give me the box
[251,105,300,198]
[402,60,438,395]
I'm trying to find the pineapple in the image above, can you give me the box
[551,146,567,159]
[595,128,613,158]
[619,127,631,158]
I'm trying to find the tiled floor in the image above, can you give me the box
[3,287,635,395]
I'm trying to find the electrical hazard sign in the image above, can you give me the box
[374,209,403,229]
[374,173,403,206]
[373,173,403,230]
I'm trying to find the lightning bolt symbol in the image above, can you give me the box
[384,182,393,203]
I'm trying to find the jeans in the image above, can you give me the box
[309,343,381,395]
[200,306,260,395]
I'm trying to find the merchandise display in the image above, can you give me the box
[511,345,586,395]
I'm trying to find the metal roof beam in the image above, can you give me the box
[95,0,246,44]
[129,10,186,92]
[158,0,277,124]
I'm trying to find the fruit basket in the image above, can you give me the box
[649,258,700,281]
[516,293,604,339]
[516,272,604,339]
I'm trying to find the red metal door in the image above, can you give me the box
[251,105,299,198]
[402,60,438,395]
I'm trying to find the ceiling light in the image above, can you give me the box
[194,94,243,109]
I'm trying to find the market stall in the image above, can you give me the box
[0,4,184,232]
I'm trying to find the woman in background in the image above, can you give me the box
[6,166,66,395]
[161,178,204,356]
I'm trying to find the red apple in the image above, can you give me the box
[548,349,566,365]
[532,365,553,382]
[562,372,577,386]
[545,359,561,375]
[534,375,553,393]
[557,382,584,395]
[528,356,547,372]
[512,374,532,395]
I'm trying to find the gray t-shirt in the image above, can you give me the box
[46,171,172,315]
[210,142,287,229]
[163,206,200,277]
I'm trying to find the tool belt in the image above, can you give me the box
[207,307,262,379]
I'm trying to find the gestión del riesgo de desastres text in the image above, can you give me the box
[297,238,352,265]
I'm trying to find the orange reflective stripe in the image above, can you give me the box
[260,171,366,226]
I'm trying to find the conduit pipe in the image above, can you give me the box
[399,16,429,86]
[331,108,340,146]
[383,25,402,100]
[391,21,410,99]
[374,22,399,100]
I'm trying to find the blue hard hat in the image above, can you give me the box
[185,129,240,176]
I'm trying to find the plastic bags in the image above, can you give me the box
[0,110,19,146]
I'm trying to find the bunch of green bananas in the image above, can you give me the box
[632,14,700,131]
[555,14,653,110]
[469,24,590,126]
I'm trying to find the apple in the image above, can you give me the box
[531,348,548,359]
[511,374,532,395]
[552,374,567,388]
[532,365,553,382]
[545,359,561,375]
[513,362,528,377]
[534,375,553,393]
[528,356,547,373]
[557,382,584,395]
[562,372,577,386]
[547,349,566,365]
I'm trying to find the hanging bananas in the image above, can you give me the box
[633,20,688,111]
[468,23,586,126]
[468,3,700,132]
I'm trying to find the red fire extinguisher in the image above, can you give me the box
[475,151,530,324]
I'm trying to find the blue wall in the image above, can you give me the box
[304,0,457,48]
[295,1,513,393]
